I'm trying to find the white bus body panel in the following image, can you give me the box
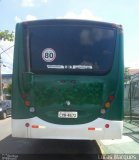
[12,117,123,140]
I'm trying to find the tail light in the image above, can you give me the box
[22,93,31,107]
[108,95,114,102]
[104,102,111,108]
[101,95,115,114]
[24,100,31,107]
[100,108,106,114]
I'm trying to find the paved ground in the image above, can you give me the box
[98,120,139,155]
[0,117,11,140]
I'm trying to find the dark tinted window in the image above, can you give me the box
[28,25,116,74]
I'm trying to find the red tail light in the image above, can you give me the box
[108,95,114,101]
[25,100,31,107]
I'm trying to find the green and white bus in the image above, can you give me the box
[12,19,124,140]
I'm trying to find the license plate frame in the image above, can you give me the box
[58,111,78,118]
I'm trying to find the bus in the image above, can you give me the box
[12,19,124,140]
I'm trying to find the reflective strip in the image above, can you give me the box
[95,128,102,131]
[32,125,39,128]
[88,127,102,131]
[39,126,46,129]
[32,125,46,129]
[88,127,95,130]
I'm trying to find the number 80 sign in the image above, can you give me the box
[42,48,56,62]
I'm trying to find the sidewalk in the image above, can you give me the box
[98,121,139,154]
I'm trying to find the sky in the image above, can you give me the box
[0,0,139,74]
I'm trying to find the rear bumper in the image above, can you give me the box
[12,117,123,140]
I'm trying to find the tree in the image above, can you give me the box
[3,83,12,100]
[124,67,131,83]
[7,83,12,96]
[0,30,14,100]
[0,30,14,41]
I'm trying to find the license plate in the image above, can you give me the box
[58,111,78,118]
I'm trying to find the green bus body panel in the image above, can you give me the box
[12,21,124,125]
[33,81,103,106]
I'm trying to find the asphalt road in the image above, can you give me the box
[0,118,102,160]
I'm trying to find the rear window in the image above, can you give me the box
[27,25,116,75]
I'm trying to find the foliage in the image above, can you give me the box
[124,67,131,83]
[0,30,14,41]
[6,83,12,96]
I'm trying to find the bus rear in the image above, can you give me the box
[12,19,124,140]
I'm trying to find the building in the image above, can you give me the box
[129,69,139,75]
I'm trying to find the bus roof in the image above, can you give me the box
[18,19,122,30]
